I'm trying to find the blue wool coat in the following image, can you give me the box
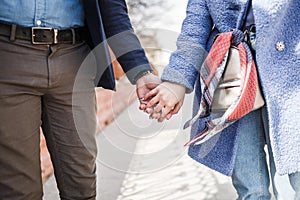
[161,0,300,176]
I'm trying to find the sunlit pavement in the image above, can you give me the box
[43,93,237,200]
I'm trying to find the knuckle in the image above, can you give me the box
[162,96,169,103]
[166,102,173,107]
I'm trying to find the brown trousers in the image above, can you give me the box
[0,36,98,200]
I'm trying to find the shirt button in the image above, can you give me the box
[276,41,285,51]
[36,20,42,26]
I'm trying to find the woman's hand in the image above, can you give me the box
[144,81,186,122]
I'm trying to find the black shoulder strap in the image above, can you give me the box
[238,0,252,30]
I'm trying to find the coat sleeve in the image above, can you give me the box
[99,0,152,84]
[161,0,213,93]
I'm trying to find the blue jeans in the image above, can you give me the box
[232,107,300,200]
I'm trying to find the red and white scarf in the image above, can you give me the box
[184,29,259,146]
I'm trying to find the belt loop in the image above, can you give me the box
[71,28,75,45]
[10,24,17,41]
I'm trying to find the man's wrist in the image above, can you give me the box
[134,70,152,84]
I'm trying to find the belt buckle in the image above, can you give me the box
[31,27,58,45]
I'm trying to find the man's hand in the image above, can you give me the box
[136,72,162,111]
[144,81,186,122]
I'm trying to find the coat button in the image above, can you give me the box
[276,41,285,51]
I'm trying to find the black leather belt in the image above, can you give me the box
[0,22,85,45]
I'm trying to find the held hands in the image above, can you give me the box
[136,72,162,111]
[135,72,186,122]
[144,81,186,122]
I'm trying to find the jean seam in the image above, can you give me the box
[259,140,264,199]
[258,116,269,200]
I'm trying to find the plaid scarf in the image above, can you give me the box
[183,29,259,146]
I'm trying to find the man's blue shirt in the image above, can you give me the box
[0,0,84,29]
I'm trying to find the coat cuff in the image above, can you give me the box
[161,66,198,94]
